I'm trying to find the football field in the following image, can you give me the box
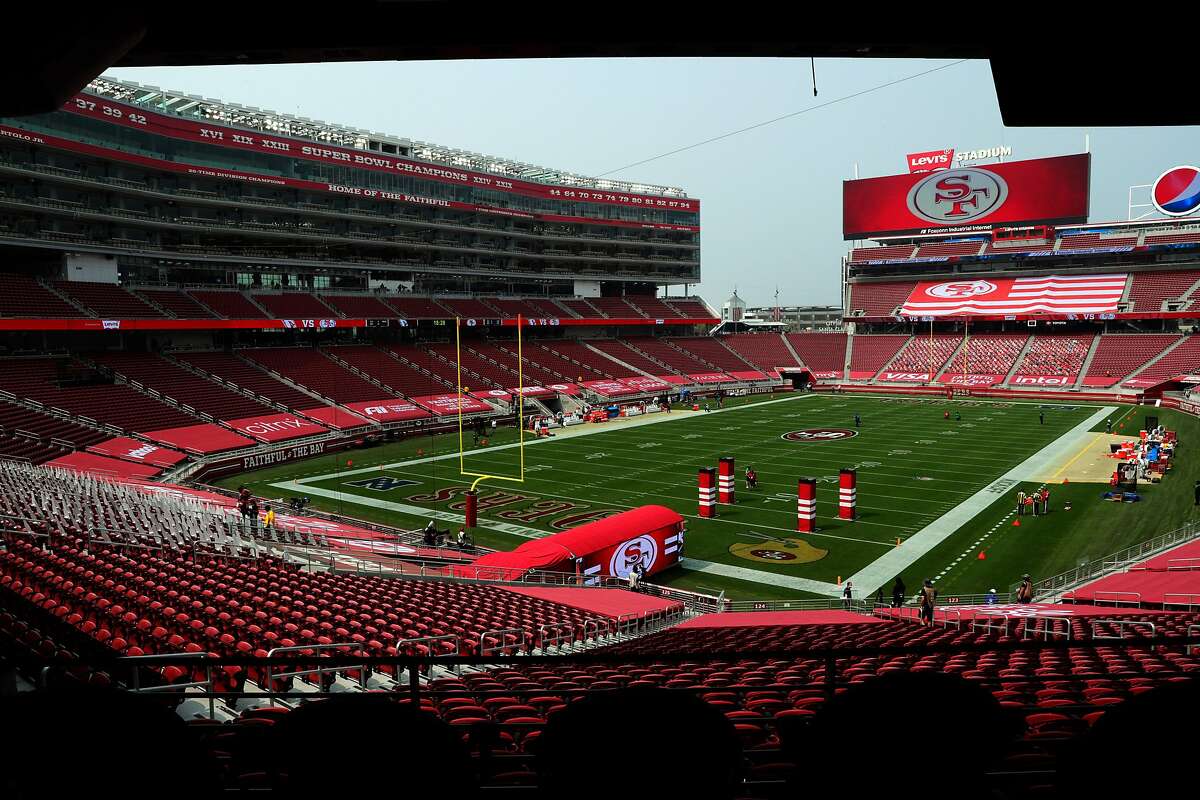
[211,391,1200,601]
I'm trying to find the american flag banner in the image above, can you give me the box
[900,274,1128,316]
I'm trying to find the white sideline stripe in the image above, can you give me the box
[680,558,841,595]
[842,405,1116,598]
[289,392,815,485]
[267,481,551,540]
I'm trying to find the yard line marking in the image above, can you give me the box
[842,405,1116,598]
[679,558,840,595]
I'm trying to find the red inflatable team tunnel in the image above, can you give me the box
[456,505,685,582]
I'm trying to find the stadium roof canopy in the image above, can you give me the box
[0,3,1186,127]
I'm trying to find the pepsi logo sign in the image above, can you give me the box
[609,535,657,578]
[1152,165,1200,217]
[906,168,1009,224]
[781,428,859,442]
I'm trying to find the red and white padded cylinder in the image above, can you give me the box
[698,468,717,518]
[838,469,857,520]
[797,478,816,532]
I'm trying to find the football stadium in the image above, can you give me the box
[1,21,1198,799]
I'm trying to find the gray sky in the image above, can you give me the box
[105,58,1200,310]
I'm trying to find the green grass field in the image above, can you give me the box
[217,392,1200,601]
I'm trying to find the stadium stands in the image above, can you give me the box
[589,297,644,318]
[624,295,684,318]
[319,294,401,318]
[723,334,803,372]
[249,292,337,318]
[438,298,501,319]
[135,288,219,319]
[488,298,546,320]
[849,244,916,263]
[380,297,451,318]
[942,334,1027,377]
[0,400,107,454]
[1083,334,1180,386]
[525,298,574,319]
[330,344,451,397]
[846,282,916,316]
[424,343,521,387]
[52,281,165,318]
[883,335,962,376]
[847,335,909,377]
[538,340,622,379]
[666,337,755,372]
[913,240,986,258]
[0,274,85,317]
[466,341,579,387]
[0,357,198,433]
[90,352,275,420]
[623,337,714,375]
[585,339,677,377]
[1012,335,1092,378]
[240,348,385,403]
[518,342,611,382]
[172,352,321,411]
[1058,232,1139,251]
[1125,270,1200,312]
[784,333,848,374]
[1124,334,1200,384]
[558,299,604,318]
[188,290,269,319]
[1145,228,1200,246]
[665,298,715,317]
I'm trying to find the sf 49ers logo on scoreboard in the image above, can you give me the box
[781,428,859,442]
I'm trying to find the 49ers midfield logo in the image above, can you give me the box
[781,428,858,442]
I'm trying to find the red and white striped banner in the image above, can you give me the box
[900,274,1127,317]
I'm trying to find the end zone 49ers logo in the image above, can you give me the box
[781,428,858,442]
[609,535,657,578]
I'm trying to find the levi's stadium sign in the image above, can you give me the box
[844,154,1090,240]
[906,147,1013,173]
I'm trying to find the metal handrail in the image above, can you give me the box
[1166,557,1200,571]
[1092,591,1142,608]
[479,628,525,658]
[537,622,575,652]
[1189,625,1200,656]
[1090,620,1156,640]
[1023,616,1071,641]
[264,642,367,691]
[971,610,1017,636]
[1162,593,1200,610]
[122,651,216,719]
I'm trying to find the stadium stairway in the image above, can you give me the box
[933,337,971,382]
[1120,335,1192,383]
[1000,336,1037,386]
[1069,334,1103,388]
[580,341,660,379]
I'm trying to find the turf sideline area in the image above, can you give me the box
[846,405,1115,597]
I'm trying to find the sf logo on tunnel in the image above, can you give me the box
[781,428,859,442]
[609,535,657,578]
[906,168,1008,223]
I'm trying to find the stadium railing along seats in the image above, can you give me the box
[623,336,714,375]
[1124,334,1200,384]
[847,335,909,377]
[52,281,166,318]
[913,240,986,258]
[0,357,198,433]
[0,274,86,317]
[537,340,622,379]
[665,298,715,317]
[1011,335,1092,378]
[845,282,917,317]
[585,339,681,378]
[588,297,644,318]
[134,288,219,319]
[722,334,803,372]
[423,343,520,388]
[249,292,337,319]
[486,298,546,320]
[172,352,322,411]
[558,299,604,319]
[1082,334,1181,386]
[525,297,575,319]
[666,338,756,372]
[514,342,611,382]
[90,352,277,421]
[239,348,386,404]
[379,296,452,319]
[624,295,684,318]
[783,333,847,374]
[849,244,917,263]
[0,400,108,458]
[466,341,572,387]
[1057,231,1139,251]
[1125,270,1200,312]
[318,294,401,318]
[437,298,501,319]
[187,291,270,319]
[943,334,1028,377]
[881,335,961,376]
[339,344,453,397]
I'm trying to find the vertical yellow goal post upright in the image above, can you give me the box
[455,315,525,520]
